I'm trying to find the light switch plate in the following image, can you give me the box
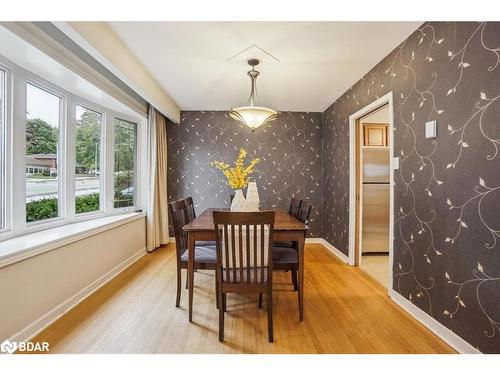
[393,157,399,170]
[425,120,437,139]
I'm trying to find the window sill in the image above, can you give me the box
[0,212,146,268]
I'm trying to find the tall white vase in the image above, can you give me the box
[230,189,246,211]
[245,182,260,211]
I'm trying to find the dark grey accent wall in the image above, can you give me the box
[167,111,323,237]
[322,22,500,353]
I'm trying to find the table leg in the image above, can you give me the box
[188,232,195,322]
[298,233,305,321]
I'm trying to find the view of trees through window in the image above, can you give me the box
[25,83,61,223]
[75,105,102,214]
[1,52,143,236]
[114,118,136,208]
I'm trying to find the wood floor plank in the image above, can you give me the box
[32,243,455,354]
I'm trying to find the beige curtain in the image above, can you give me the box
[146,106,169,251]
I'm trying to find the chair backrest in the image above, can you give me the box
[184,197,196,223]
[213,211,275,284]
[168,199,188,258]
[288,197,302,218]
[297,201,312,225]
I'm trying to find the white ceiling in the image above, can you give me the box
[108,22,421,112]
[0,26,141,119]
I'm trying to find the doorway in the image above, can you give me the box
[348,93,394,294]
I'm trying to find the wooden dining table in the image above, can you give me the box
[183,208,307,323]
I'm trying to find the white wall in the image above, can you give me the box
[0,217,146,342]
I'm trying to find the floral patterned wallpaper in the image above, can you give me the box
[167,111,323,236]
[322,22,500,353]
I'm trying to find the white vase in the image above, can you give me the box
[245,182,260,211]
[230,189,246,211]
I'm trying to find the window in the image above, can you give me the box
[114,118,137,208]
[0,48,143,241]
[25,83,61,223]
[75,105,102,214]
[0,68,5,229]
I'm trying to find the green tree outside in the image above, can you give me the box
[24,115,137,220]
[26,118,58,155]
[75,109,102,174]
[114,119,136,208]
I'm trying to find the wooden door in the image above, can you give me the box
[364,123,388,146]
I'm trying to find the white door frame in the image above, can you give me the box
[348,92,394,294]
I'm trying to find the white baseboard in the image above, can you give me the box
[306,238,350,264]
[8,247,147,344]
[390,290,481,354]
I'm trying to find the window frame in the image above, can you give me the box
[0,64,12,234]
[113,116,138,211]
[72,102,106,218]
[24,79,66,227]
[0,55,144,241]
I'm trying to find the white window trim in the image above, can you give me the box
[0,55,145,242]
[0,65,12,234]
[25,79,67,226]
[112,115,140,213]
[72,101,106,218]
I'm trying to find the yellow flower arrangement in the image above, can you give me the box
[210,148,260,190]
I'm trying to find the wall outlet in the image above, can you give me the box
[425,120,437,139]
[393,157,399,170]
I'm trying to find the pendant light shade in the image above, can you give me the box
[230,59,277,130]
[229,106,277,129]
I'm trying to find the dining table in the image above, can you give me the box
[183,208,307,323]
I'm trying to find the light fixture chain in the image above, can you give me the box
[230,57,277,130]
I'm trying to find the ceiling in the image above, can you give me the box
[108,22,421,112]
[0,26,141,119]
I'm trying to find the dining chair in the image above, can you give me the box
[274,197,302,248]
[184,196,197,223]
[184,196,216,247]
[297,202,312,226]
[213,210,276,343]
[288,196,302,218]
[168,198,218,308]
[272,201,312,294]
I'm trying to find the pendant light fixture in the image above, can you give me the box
[230,59,277,130]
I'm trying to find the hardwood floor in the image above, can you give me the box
[360,253,389,289]
[33,243,454,353]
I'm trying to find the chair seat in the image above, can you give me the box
[272,246,298,264]
[222,267,268,283]
[195,240,216,246]
[273,241,294,248]
[180,245,217,264]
